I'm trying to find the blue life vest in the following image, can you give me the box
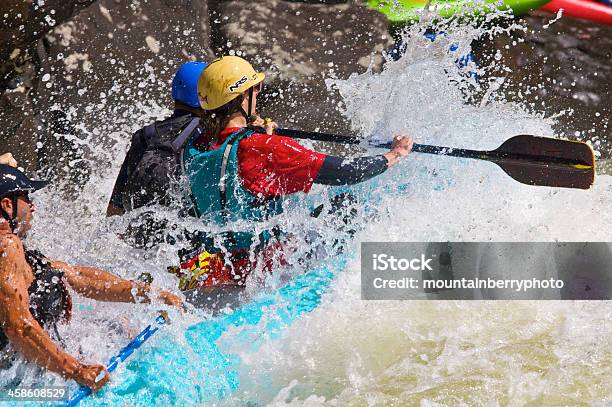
[183,128,284,251]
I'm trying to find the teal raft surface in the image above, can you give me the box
[57,256,348,406]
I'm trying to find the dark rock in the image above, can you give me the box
[473,11,611,161]
[1,0,98,174]
[0,0,97,90]
[211,0,393,133]
[29,0,215,185]
[0,87,40,173]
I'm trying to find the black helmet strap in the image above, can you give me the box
[239,87,256,123]
[247,86,255,121]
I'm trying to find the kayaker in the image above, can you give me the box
[0,164,183,392]
[176,55,413,292]
[107,61,208,217]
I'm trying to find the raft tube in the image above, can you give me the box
[368,0,552,23]
[541,0,612,25]
[56,255,349,406]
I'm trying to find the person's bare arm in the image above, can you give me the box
[0,153,17,167]
[53,261,182,308]
[0,237,109,391]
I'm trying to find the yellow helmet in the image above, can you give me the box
[197,56,265,110]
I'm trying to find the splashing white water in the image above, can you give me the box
[219,18,612,407]
[2,8,610,407]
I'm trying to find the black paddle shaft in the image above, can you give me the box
[381,142,591,169]
[278,128,589,164]
[275,128,595,189]
[276,128,493,157]
[275,128,360,145]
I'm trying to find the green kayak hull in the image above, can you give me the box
[368,0,552,23]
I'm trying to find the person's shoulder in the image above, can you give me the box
[240,132,274,148]
[0,232,23,252]
[147,112,195,139]
[0,233,25,269]
[245,133,303,148]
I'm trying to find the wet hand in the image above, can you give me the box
[384,135,413,167]
[249,116,277,135]
[391,135,413,157]
[157,290,183,309]
[0,153,17,168]
[250,115,265,127]
[74,363,109,392]
[263,118,278,135]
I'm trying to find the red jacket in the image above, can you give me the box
[196,127,326,198]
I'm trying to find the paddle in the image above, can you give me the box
[61,313,168,407]
[275,128,596,190]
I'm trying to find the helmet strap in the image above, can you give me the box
[239,87,256,123]
[247,87,254,121]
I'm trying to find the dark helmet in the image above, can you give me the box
[0,165,49,197]
[0,164,49,229]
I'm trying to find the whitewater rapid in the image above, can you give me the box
[221,18,612,406]
[4,10,610,407]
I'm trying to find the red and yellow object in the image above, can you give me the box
[168,242,288,291]
[172,250,226,291]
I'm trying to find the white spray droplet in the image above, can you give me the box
[145,36,160,54]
